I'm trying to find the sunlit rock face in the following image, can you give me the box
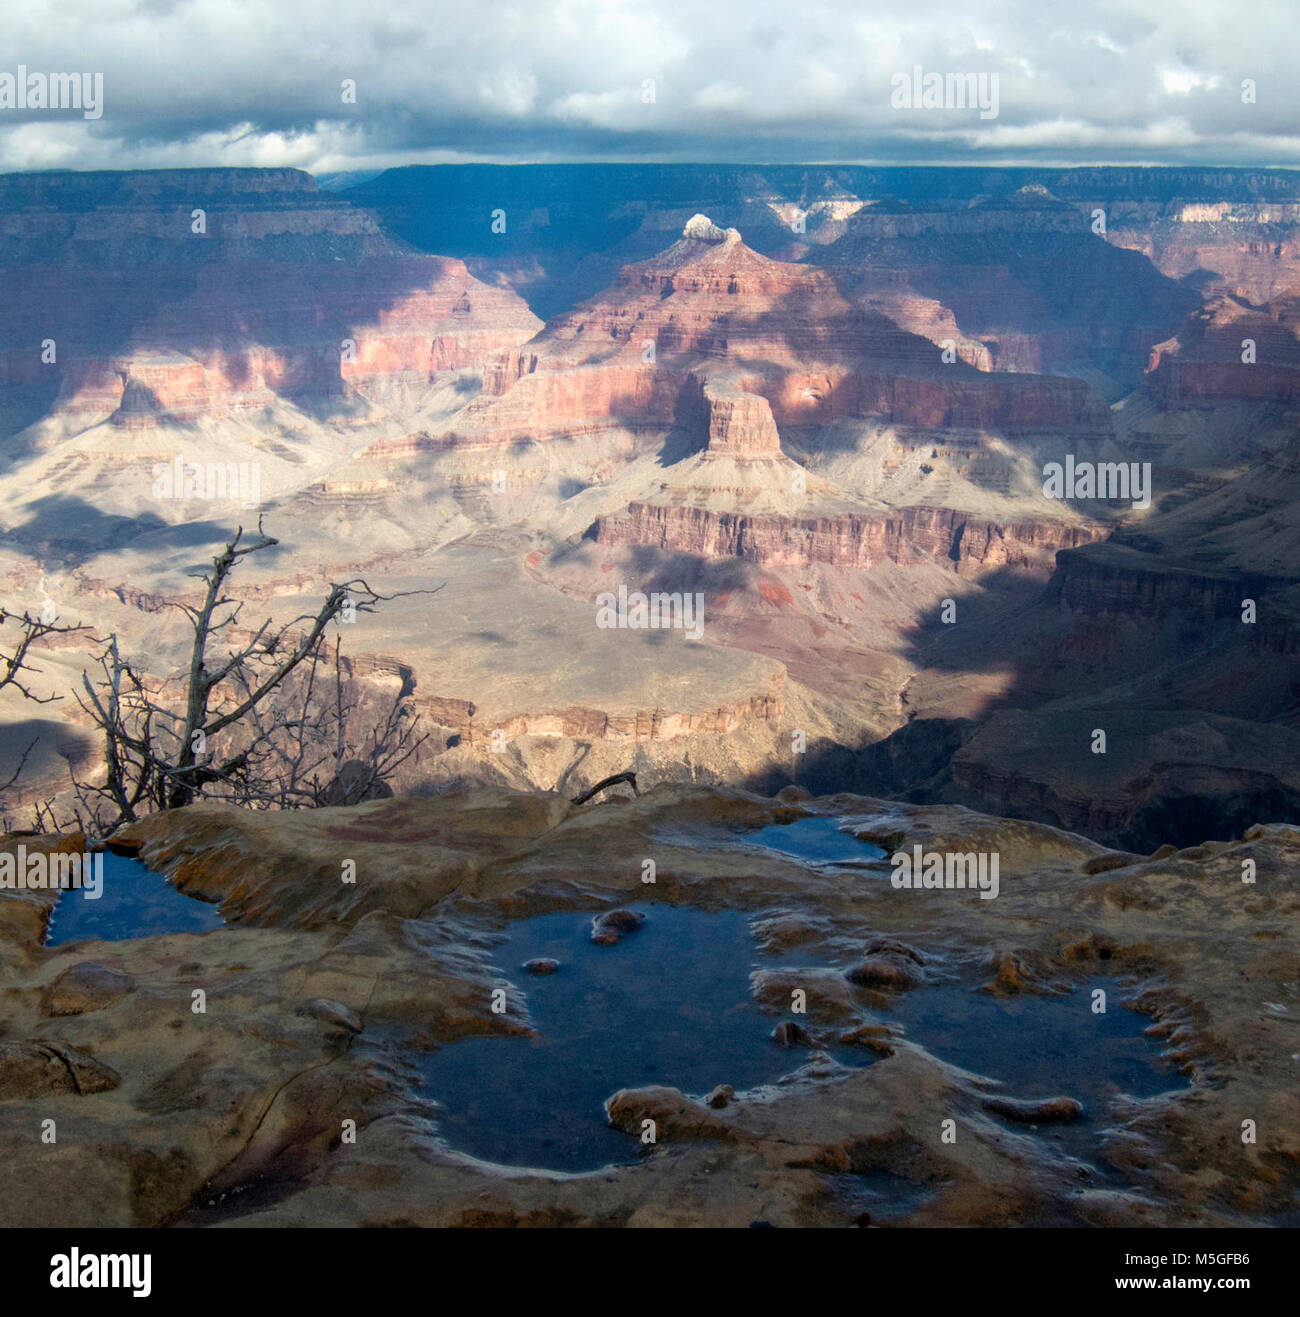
[0,168,541,428]
[592,501,1107,573]
[2,164,1298,863]
[702,379,782,456]
[450,210,1110,451]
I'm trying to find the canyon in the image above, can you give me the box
[0,164,1297,849]
[0,160,1297,1238]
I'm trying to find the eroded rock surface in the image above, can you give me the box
[43,962,135,1017]
[0,784,1296,1229]
[0,1040,121,1099]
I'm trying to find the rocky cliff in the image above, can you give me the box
[594,501,1106,573]
[444,213,1111,450]
[1143,297,1300,406]
[0,169,540,430]
[1054,543,1272,621]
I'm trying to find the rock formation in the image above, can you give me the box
[1,164,1297,858]
[0,169,541,429]
[1,787,1294,1228]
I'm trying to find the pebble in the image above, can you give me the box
[984,1095,1083,1123]
[591,909,645,945]
[771,1021,813,1048]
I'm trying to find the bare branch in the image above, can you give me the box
[0,606,92,703]
[72,523,437,825]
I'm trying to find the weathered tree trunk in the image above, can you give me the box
[571,771,639,806]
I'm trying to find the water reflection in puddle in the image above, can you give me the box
[892,984,1185,1107]
[44,852,224,946]
[742,816,887,866]
[892,982,1189,1174]
[416,903,871,1173]
[417,903,1186,1176]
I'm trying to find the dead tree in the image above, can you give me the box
[73,522,432,826]
[233,636,428,808]
[0,605,90,797]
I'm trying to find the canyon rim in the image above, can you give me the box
[0,0,1297,1288]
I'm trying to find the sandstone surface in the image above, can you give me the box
[1,786,1293,1228]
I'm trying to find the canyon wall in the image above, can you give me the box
[594,501,1105,573]
[0,170,540,430]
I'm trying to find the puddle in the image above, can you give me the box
[413,903,1186,1178]
[742,816,887,866]
[891,984,1185,1107]
[890,983,1189,1165]
[416,903,874,1174]
[44,853,225,946]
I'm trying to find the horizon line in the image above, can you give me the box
[5,159,1300,178]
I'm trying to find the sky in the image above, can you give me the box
[1,0,1297,175]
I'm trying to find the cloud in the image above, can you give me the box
[692,82,748,112]
[0,0,1296,172]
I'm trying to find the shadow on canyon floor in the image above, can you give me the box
[735,557,1300,852]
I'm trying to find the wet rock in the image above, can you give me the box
[0,1040,121,1099]
[771,1021,813,1048]
[110,787,572,930]
[845,953,924,991]
[42,962,134,1017]
[706,1084,735,1109]
[864,937,924,964]
[751,967,857,1021]
[606,1085,725,1140]
[987,952,1036,994]
[591,909,645,945]
[5,786,1291,1229]
[838,1024,895,1056]
[984,1095,1083,1124]
[523,958,560,975]
[296,998,362,1034]
[750,913,830,953]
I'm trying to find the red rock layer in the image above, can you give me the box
[1110,203,1300,305]
[593,501,1105,573]
[403,690,784,743]
[0,171,541,428]
[447,221,1110,449]
[1143,297,1300,405]
[1053,546,1268,621]
[703,379,781,455]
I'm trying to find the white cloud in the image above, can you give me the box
[692,81,747,111]
[0,0,1295,170]
[1089,33,1126,55]
[477,69,539,116]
